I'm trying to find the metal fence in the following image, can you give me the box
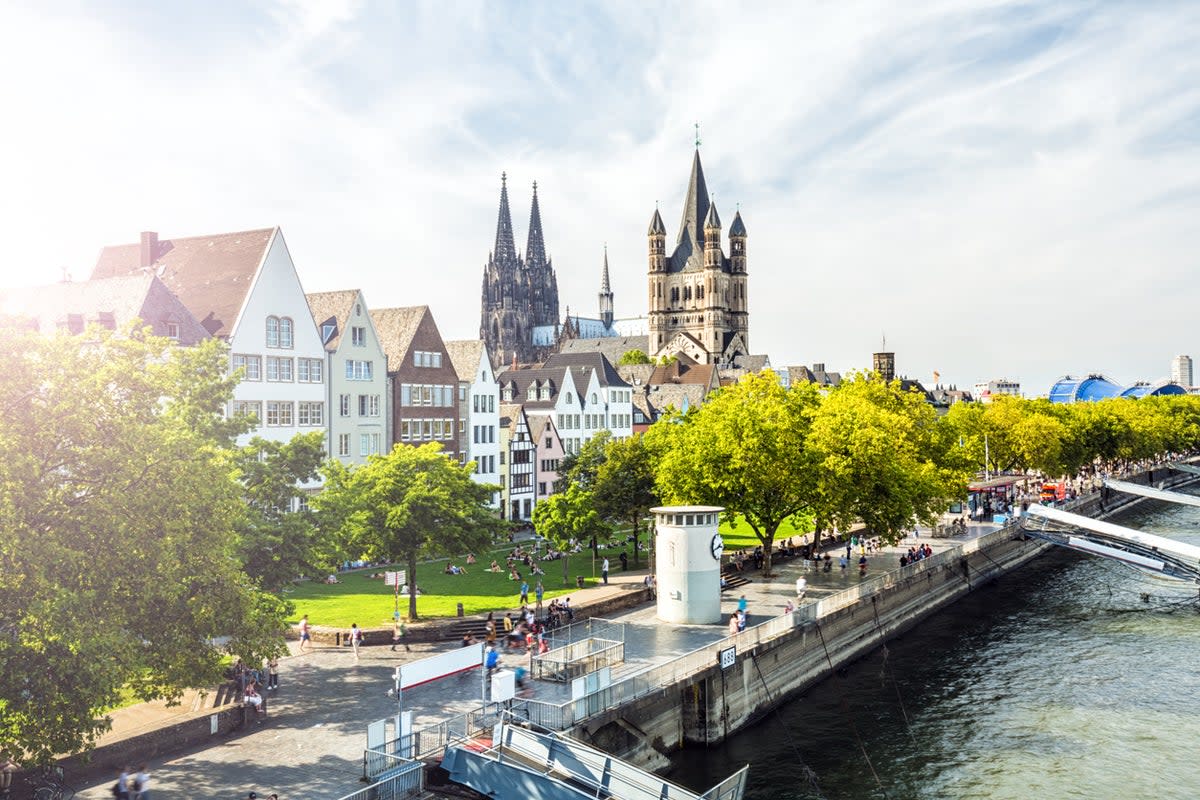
[541,616,626,651]
[532,637,625,682]
[338,758,423,800]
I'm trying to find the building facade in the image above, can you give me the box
[372,306,461,461]
[1171,355,1193,389]
[646,150,749,365]
[480,175,560,368]
[531,414,565,502]
[973,378,1021,403]
[446,339,501,508]
[307,289,390,465]
[499,403,536,521]
[91,228,327,449]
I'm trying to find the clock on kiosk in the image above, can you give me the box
[710,533,724,561]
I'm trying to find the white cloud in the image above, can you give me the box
[1,0,1197,394]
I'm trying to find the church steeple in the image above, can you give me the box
[494,172,516,263]
[599,245,614,328]
[526,180,546,269]
[676,149,711,253]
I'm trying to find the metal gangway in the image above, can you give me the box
[443,718,748,800]
[1022,504,1200,583]
[1103,477,1200,508]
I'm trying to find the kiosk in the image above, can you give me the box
[652,505,724,624]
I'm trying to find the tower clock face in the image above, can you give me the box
[711,533,724,560]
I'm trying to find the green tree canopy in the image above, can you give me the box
[619,349,652,365]
[648,371,819,575]
[553,430,612,493]
[809,374,967,543]
[0,324,288,763]
[315,443,503,619]
[232,431,328,592]
[532,484,611,586]
[593,434,658,566]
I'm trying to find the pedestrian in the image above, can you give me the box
[266,657,279,690]
[795,576,807,599]
[133,763,150,799]
[736,609,747,632]
[839,554,848,572]
[737,594,748,614]
[535,581,544,612]
[350,623,362,660]
[115,766,131,799]
[783,599,795,615]
[858,555,868,577]
[727,614,740,636]
[519,580,529,605]
[619,551,628,571]
[1,753,19,796]
[602,557,609,584]
[298,614,311,652]
[485,644,500,675]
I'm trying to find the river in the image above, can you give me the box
[668,498,1200,800]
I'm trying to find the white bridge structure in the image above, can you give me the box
[1022,503,1200,583]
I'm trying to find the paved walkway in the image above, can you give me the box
[64,523,996,799]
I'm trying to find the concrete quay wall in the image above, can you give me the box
[572,467,1195,768]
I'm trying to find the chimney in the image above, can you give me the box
[140,231,158,269]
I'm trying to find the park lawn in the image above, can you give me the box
[285,543,642,626]
[719,512,815,550]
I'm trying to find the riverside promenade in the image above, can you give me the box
[63,525,992,800]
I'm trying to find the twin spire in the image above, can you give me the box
[492,173,548,268]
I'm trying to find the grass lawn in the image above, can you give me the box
[719,513,815,550]
[285,542,647,625]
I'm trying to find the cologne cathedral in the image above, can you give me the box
[479,174,560,367]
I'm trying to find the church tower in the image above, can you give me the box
[647,148,749,365]
[480,174,560,367]
[599,246,614,329]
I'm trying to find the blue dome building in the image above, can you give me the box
[1048,374,1186,403]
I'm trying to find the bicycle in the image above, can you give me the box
[24,765,73,800]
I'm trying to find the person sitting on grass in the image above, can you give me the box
[466,553,477,564]
[489,560,502,572]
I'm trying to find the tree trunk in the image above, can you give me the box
[631,514,640,566]
[407,554,419,620]
[562,547,570,587]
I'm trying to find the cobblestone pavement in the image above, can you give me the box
[65,523,996,799]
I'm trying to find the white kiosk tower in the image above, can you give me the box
[653,505,725,624]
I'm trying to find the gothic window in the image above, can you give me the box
[683,286,691,301]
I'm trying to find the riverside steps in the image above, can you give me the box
[522,465,1199,771]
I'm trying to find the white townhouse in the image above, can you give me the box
[497,352,633,456]
[92,229,327,449]
[307,290,391,466]
[445,340,501,509]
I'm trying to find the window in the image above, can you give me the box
[413,350,444,368]
[360,433,381,457]
[566,392,573,404]
[166,322,180,340]
[346,360,373,380]
[512,473,530,489]
[298,401,324,426]
[232,400,261,420]
[339,394,351,417]
[513,449,530,465]
[421,385,432,405]
[266,316,279,347]
[591,393,598,403]
[539,482,547,496]
[458,385,466,401]
[500,451,505,466]
[401,385,412,406]
[266,356,293,382]
[358,395,380,417]
[232,354,261,381]
[266,401,293,426]
[338,434,351,457]
[399,420,411,441]
[545,437,551,448]
[351,326,366,347]
[297,358,323,383]
[322,322,336,342]
[458,420,465,433]
[489,396,495,413]
[279,317,293,348]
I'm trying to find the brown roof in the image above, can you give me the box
[305,289,360,351]
[370,306,428,367]
[0,274,210,345]
[648,359,717,388]
[91,228,276,338]
[444,339,490,382]
[499,403,526,432]
[528,414,559,443]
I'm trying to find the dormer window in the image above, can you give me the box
[566,392,573,404]
[527,386,537,400]
[591,393,598,404]
[166,322,180,340]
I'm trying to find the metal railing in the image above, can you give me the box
[541,616,626,651]
[340,757,423,800]
[532,637,625,682]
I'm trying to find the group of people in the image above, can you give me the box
[899,543,934,567]
[110,764,151,798]
[227,656,279,716]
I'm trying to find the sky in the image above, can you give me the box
[2,0,1198,395]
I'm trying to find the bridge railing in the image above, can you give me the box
[345,756,423,800]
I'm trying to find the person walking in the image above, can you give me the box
[115,766,132,799]
[535,581,544,612]
[350,623,362,660]
[795,576,807,599]
[266,657,279,691]
[519,580,529,605]
[298,614,311,652]
[601,557,609,585]
[133,763,150,799]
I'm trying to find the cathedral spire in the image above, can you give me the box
[601,245,611,293]
[676,149,711,251]
[494,172,516,263]
[599,245,614,328]
[525,180,546,268]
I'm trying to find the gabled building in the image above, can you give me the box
[372,306,461,461]
[91,228,326,447]
[306,289,390,465]
[499,403,536,521]
[497,352,633,456]
[446,339,501,508]
[0,273,208,345]
[530,414,565,502]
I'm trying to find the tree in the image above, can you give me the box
[619,349,652,365]
[314,443,503,620]
[232,432,328,592]
[0,324,288,763]
[648,372,820,576]
[593,434,657,566]
[809,374,967,544]
[532,484,611,586]
[553,430,611,493]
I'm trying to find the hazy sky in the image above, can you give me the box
[3,1,1198,394]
